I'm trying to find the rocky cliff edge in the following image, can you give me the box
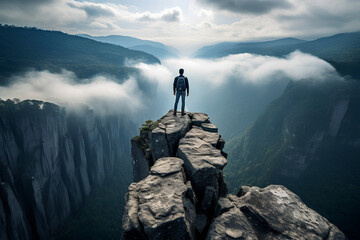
[122,110,346,240]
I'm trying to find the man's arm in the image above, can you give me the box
[186,78,189,96]
[173,77,178,95]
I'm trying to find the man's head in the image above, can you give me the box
[179,68,184,75]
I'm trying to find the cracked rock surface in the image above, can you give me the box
[122,157,196,240]
[131,110,191,182]
[177,127,227,201]
[123,110,346,240]
[207,185,346,240]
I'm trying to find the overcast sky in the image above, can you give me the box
[1,0,359,53]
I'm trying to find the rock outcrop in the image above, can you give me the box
[122,110,347,239]
[131,111,192,182]
[208,185,346,240]
[0,99,134,240]
[122,157,196,239]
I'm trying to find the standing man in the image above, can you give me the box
[173,68,189,116]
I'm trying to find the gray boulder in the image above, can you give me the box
[122,157,196,240]
[131,111,191,182]
[191,113,210,127]
[177,128,227,201]
[149,123,170,163]
[207,185,347,240]
[121,183,146,240]
[188,126,220,148]
[207,203,257,240]
[150,111,191,161]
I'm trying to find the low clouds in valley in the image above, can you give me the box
[0,70,143,115]
[161,51,341,87]
[0,51,342,117]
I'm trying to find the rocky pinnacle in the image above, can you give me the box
[122,110,347,240]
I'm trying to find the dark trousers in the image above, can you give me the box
[174,91,186,113]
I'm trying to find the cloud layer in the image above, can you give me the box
[0,0,359,51]
[0,51,342,117]
[0,70,143,115]
[0,0,183,36]
[162,51,340,87]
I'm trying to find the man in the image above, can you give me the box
[173,68,189,116]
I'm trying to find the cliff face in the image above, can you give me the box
[225,80,360,238]
[0,99,134,240]
[122,110,347,239]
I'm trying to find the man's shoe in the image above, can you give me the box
[173,112,177,116]
[181,112,186,116]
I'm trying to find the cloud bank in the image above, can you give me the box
[161,51,341,87]
[138,51,342,114]
[0,70,143,115]
[1,0,359,51]
[0,51,342,116]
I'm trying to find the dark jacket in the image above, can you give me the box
[173,75,189,94]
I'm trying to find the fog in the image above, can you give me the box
[137,51,342,119]
[161,50,340,86]
[0,70,144,115]
[0,51,342,124]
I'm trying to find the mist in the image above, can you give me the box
[162,50,340,86]
[0,51,342,126]
[141,50,342,137]
[137,51,343,122]
[0,70,145,116]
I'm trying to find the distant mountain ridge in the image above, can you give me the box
[78,34,178,60]
[195,37,306,58]
[195,32,360,78]
[0,25,160,85]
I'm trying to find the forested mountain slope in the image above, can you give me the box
[79,34,178,60]
[195,32,360,78]
[225,79,360,239]
[0,25,160,84]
